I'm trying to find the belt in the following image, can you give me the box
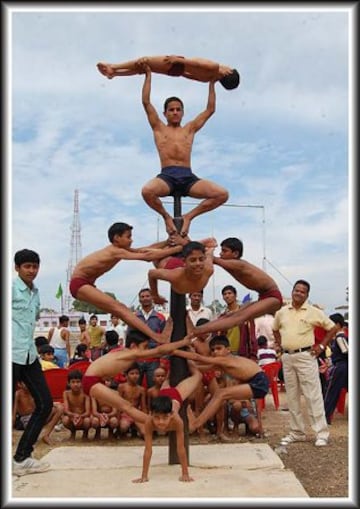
[283,346,312,354]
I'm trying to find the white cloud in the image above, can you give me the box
[9,7,351,316]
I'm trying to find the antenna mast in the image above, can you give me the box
[64,189,82,312]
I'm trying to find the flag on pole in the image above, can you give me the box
[242,293,251,304]
[55,283,63,299]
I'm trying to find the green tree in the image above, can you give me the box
[72,292,117,314]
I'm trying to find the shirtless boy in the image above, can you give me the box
[148,240,215,305]
[146,366,168,410]
[140,65,228,237]
[173,335,268,433]
[117,363,146,437]
[81,329,192,435]
[192,237,283,336]
[132,359,202,483]
[69,222,184,343]
[13,382,64,445]
[97,54,240,90]
[62,370,91,440]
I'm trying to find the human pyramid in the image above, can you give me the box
[66,56,282,482]
[13,56,282,482]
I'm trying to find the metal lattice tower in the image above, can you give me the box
[64,189,82,312]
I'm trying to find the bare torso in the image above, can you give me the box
[71,245,123,283]
[171,267,213,294]
[65,391,88,414]
[86,349,138,378]
[214,355,261,383]
[154,124,195,168]
[118,383,144,408]
[145,56,221,82]
[215,258,279,295]
[16,390,35,416]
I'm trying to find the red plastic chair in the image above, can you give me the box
[43,368,69,403]
[336,387,348,414]
[68,360,91,374]
[259,361,281,410]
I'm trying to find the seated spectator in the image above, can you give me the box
[62,370,91,440]
[102,330,120,355]
[146,366,168,412]
[39,344,60,370]
[228,399,261,437]
[118,363,147,438]
[91,377,119,440]
[13,381,64,445]
[69,344,91,365]
[256,335,278,367]
[34,336,49,356]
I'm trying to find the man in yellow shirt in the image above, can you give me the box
[273,279,337,447]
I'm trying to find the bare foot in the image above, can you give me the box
[164,216,177,236]
[180,215,191,237]
[186,405,196,433]
[217,433,232,443]
[97,62,115,79]
[198,432,208,444]
[157,317,173,343]
[41,435,52,445]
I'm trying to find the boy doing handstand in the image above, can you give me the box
[70,222,183,343]
[132,359,202,483]
[173,335,269,434]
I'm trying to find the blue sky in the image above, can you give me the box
[8,5,351,315]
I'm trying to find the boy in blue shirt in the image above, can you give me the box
[12,249,53,476]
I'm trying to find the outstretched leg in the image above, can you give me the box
[90,383,147,436]
[175,360,202,403]
[75,284,173,343]
[97,59,141,79]
[182,179,228,236]
[194,298,281,336]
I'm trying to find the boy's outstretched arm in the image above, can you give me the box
[148,268,173,305]
[142,66,161,130]
[175,420,194,482]
[132,419,153,483]
[188,81,216,133]
[137,336,191,360]
[172,348,214,366]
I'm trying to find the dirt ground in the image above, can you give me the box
[12,390,349,499]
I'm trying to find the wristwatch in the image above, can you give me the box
[319,344,325,351]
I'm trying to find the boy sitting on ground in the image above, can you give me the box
[13,382,64,445]
[90,377,119,440]
[62,369,91,440]
[117,363,147,438]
